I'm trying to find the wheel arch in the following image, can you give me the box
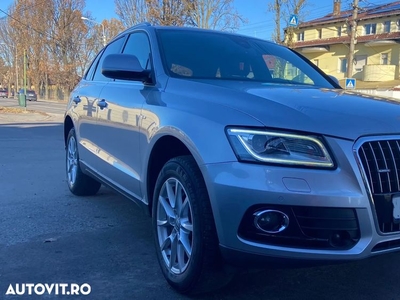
[146,135,201,214]
[64,115,74,147]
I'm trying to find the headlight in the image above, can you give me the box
[226,128,334,168]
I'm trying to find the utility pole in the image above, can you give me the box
[347,0,359,78]
[21,48,26,108]
[15,47,18,95]
[23,49,27,95]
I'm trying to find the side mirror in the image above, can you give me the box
[102,54,151,83]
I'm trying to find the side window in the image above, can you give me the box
[122,32,151,70]
[84,49,104,81]
[93,37,126,82]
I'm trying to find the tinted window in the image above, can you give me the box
[93,37,125,82]
[122,32,151,70]
[84,49,104,81]
[158,30,334,88]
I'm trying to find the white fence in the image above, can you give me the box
[354,89,400,100]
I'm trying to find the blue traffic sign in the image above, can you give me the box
[345,78,356,89]
[289,14,299,27]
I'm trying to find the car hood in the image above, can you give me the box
[185,80,400,140]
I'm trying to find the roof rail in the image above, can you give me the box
[112,22,153,40]
[137,22,152,27]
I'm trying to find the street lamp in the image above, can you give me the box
[81,16,106,47]
[0,42,18,97]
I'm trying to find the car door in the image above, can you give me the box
[70,49,104,170]
[75,37,126,172]
[95,31,152,200]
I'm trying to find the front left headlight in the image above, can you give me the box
[226,128,334,168]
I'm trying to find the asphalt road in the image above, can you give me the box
[1,104,400,299]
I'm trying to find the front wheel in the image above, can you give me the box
[152,156,233,294]
[66,128,101,196]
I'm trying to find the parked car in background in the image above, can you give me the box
[64,24,400,294]
[0,88,8,98]
[18,89,37,101]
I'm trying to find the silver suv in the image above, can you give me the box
[64,24,400,294]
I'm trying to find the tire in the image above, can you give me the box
[152,156,234,294]
[66,128,101,196]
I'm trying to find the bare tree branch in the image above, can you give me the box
[191,0,246,31]
[114,0,148,28]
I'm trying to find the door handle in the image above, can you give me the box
[73,96,81,104]
[97,99,108,110]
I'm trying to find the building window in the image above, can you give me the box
[337,26,342,37]
[383,21,391,33]
[381,53,389,65]
[297,31,305,41]
[339,58,348,73]
[354,55,367,72]
[364,23,377,35]
[317,29,322,39]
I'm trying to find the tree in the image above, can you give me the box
[103,18,125,43]
[269,0,283,43]
[268,0,308,46]
[146,0,195,26]
[0,16,18,91]
[191,0,246,31]
[8,0,50,93]
[0,57,10,88]
[5,0,101,99]
[115,0,194,28]
[114,0,148,28]
[115,0,244,30]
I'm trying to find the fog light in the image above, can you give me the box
[329,231,352,248]
[253,210,289,233]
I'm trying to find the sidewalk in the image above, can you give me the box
[8,96,67,104]
[0,107,63,124]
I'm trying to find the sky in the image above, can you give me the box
[0,0,397,41]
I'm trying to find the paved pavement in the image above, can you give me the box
[1,100,400,299]
[1,97,67,115]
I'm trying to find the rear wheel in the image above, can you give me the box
[66,128,101,196]
[152,156,234,294]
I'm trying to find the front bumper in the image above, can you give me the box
[201,136,400,265]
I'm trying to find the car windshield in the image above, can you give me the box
[157,29,334,88]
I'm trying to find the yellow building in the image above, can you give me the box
[292,1,400,81]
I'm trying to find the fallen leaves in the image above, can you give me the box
[0,106,48,116]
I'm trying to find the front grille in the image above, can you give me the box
[371,239,400,252]
[358,139,400,233]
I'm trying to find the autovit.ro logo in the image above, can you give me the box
[5,283,91,296]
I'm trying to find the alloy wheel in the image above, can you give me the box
[156,177,193,275]
[67,135,78,187]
